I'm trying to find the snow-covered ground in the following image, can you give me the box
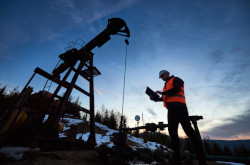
[0,115,247,165]
[57,116,166,150]
[216,161,245,165]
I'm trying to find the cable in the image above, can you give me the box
[121,39,129,117]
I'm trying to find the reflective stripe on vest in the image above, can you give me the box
[162,77,186,108]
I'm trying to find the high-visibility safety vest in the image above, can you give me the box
[162,77,186,108]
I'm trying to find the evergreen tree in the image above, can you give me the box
[95,107,121,130]
[238,144,249,157]
[9,87,19,96]
[0,84,20,115]
[224,145,232,156]
[0,84,7,116]
[74,96,81,106]
[95,111,102,123]
[108,110,117,130]
[0,84,7,100]
[233,146,240,156]
[101,104,105,112]
[102,109,109,126]
[212,141,223,155]
[6,87,19,108]
[203,137,212,155]
[68,95,73,102]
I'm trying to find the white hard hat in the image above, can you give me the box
[159,70,169,78]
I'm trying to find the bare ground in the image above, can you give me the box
[0,149,230,165]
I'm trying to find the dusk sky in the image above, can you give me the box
[1,0,250,140]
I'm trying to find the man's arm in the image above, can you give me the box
[161,77,184,96]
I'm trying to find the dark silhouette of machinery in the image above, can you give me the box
[0,18,130,145]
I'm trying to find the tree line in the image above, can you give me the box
[95,105,127,130]
[201,137,250,157]
[0,83,19,117]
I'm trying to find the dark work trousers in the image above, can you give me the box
[167,103,206,164]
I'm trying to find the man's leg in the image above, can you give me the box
[168,109,181,164]
[179,106,206,164]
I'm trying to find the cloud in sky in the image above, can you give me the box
[208,46,250,86]
[146,108,157,117]
[0,1,65,59]
[95,87,103,96]
[50,0,140,24]
[0,20,31,59]
[203,110,250,140]
[0,0,140,60]
[210,49,225,64]
[185,43,250,139]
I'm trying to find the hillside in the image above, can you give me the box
[57,114,167,150]
[212,140,250,151]
[0,115,247,165]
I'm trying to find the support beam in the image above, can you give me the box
[45,59,86,138]
[34,67,90,97]
[67,102,90,114]
[87,55,96,144]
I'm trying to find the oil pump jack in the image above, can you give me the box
[0,18,130,145]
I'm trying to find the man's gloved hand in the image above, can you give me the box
[155,91,162,95]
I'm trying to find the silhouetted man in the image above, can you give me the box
[150,70,206,165]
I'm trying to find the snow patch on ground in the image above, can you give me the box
[0,147,39,160]
[42,114,83,138]
[55,116,166,150]
[216,161,246,165]
[127,134,163,150]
